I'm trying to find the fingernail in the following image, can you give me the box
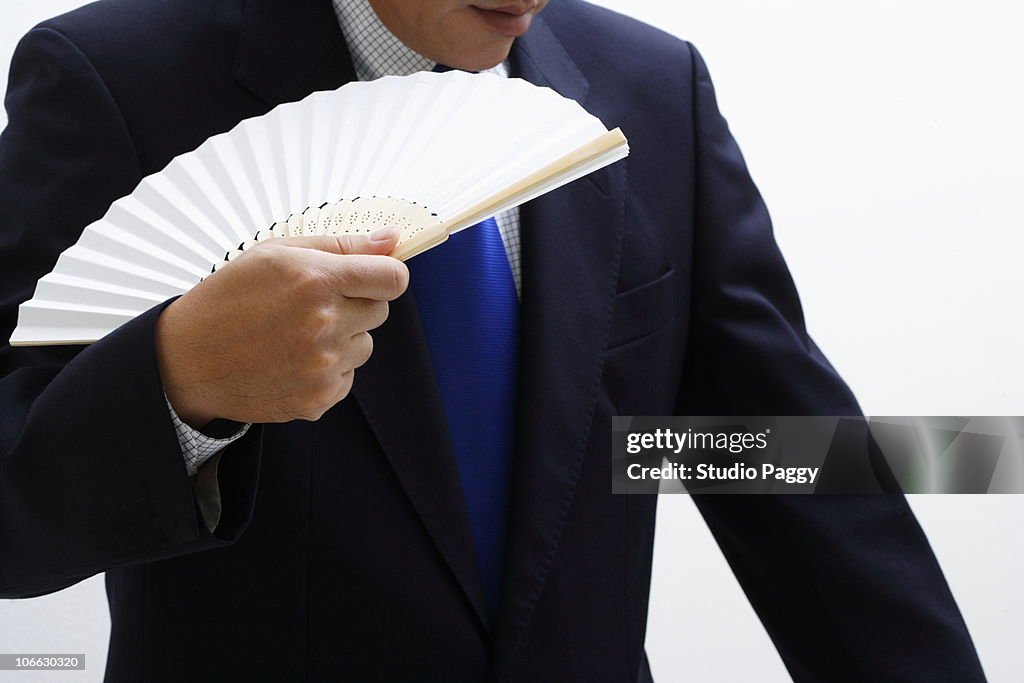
[370,227,398,242]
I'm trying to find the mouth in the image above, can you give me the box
[469,3,539,37]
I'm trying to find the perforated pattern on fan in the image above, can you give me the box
[209,197,440,274]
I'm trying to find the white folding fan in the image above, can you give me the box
[10,70,628,346]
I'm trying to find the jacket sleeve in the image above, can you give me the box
[676,43,986,682]
[0,27,262,599]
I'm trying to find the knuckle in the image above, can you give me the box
[310,349,337,373]
[302,377,351,419]
[303,383,336,418]
[292,393,323,422]
[309,305,335,331]
[366,301,389,330]
[338,370,355,397]
[353,332,374,368]
[299,265,329,293]
[298,306,335,346]
[284,267,325,303]
[388,261,410,297]
[334,234,356,254]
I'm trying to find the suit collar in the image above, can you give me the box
[233,0,356,105]
[509,12,589,105]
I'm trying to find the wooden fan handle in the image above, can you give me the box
[389,223,449,261]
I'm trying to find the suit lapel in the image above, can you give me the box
[352,293,493,632]
[233,0,492,634]
[495,16,629,671]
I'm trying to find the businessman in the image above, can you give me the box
[0,0,987,680]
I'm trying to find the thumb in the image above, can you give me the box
[278,227,401,256]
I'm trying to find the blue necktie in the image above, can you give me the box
[408,216,518,621]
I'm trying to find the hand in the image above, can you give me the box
[155,228,409,427]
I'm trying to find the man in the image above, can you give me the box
[0,0,986,681]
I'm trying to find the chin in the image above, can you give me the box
[445,39,515,72]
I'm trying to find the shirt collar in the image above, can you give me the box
[333,0,508,81]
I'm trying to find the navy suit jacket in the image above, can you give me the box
[0,0,986,681]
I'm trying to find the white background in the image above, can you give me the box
[1,1,1022,681]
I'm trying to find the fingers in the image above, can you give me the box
[343,332,374,371]
[279,227,400,255]
[299,370,356,422]
[320,254,410,301]
[344,300,390,333]
[241,230,409,301]
[319,300,389,343]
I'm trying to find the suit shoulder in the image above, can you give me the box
[20,0,252,174]
[542,0,697,81]
[30,0,239,78]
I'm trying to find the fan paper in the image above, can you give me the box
[11,70,629,346]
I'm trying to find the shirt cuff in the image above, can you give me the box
[165,393,251,476]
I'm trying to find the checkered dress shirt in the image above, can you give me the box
[170,0,523,475]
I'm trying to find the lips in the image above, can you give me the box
[470,3,538,37]
[475,2,537,15]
